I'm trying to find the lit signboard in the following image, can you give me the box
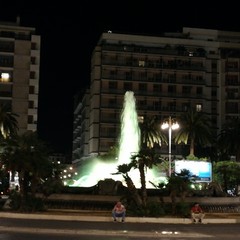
[174,160,212,182]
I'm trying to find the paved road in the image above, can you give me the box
[1,214,240,239]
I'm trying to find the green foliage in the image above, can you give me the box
[174,109,213,156]
[0,103,19,139]
[175,202,191,217]
[8,191,21,210]
[0,168,9,194]
[8,191,45,212]
[40,177,64,197]
[144,202,166,217]
[0,131,55,198]
[218,119,240,161]
[115,162,136,175]
[186,154,199,160]
[213,161,240,195]
[161,202,191,217]
[186,154,208,161]
[167,169,194,194]
[139,116,167,148]
[127,201,190,217]
[127,201,166,217]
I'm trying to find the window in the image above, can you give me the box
[182,103,190,111]
[29,86,35,94]
[196,87,202,95]
[30,71,35,79]
[109,98,117,106]
[153,101,161,110]
[226,75,238,85]
[196,104,202,112]
[109,81,117,89]
[226,61,238,70]
[139,71,147,80]
[153,84,162,93]
[126,71,132,80]
[168,101,176,111]
[225,102,238,113]
[124,82,132,91]
[168,85,176,93]
[139,83,147,92]
[226,88,238,99]
[31,57,36,64]
[0,55,13,67]
[211,90,217,97]
[28,115,34,124]
[31,42,37,50]
[28,101,34,108]
[212,61,217,71]
[139,100,147,107]
[139,60,145,67]
[182,86,191,94]
[0,72,10,82]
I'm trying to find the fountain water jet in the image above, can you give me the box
[117,91,140,165]
[70,91,163,188]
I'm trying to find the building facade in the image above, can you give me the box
[72,27,240,163]
[0,18,40,135]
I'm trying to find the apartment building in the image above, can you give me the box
[0,17,40,134]
[72,27,240,163]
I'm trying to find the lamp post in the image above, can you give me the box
[161,116,179,177]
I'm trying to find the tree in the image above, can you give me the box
[214,161,240,195]
[167,170,193,204]
[140,116,167,148]
[153,169,194,216]
[0,131,58,210]
[114,163,143,207]
[131,116,167,206]
[218,119,240,162]
[0,103,18,139]
[113,116,167,207]
[174,109,213,156]
[0,103,19,195]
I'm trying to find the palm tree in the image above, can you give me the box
[0,131,54,209]
[131,116,167,206]
[114,163,143,207]
[218,119,240,162]
[131,148,162,206]
[166,169,193,214]
[174,109,213,156]
[0,103,19,197]
[140,116,167,148]
[0,103,19,139]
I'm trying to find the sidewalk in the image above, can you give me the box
[1,210,240,224]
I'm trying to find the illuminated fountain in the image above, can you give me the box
[117,91,140,165]
[70,91,162,188]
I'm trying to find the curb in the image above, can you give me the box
[1,212,240,224]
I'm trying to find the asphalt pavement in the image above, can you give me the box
[1,210,240,224]
[1,210,240,238]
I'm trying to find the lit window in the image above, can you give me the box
[196,104,202,112]
[139,60,145,67]
[1,73,10,82]
[188,51,193,57]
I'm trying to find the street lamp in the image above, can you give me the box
[161,116,179,177]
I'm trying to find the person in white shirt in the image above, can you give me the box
[112,201,126,222]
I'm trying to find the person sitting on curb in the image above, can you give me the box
[191,202,205,223]
[112,201,126,222]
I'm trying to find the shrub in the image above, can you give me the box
[8,191,45,212]
[127,201,166,217]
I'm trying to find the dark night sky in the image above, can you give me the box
[1,1,239,157]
